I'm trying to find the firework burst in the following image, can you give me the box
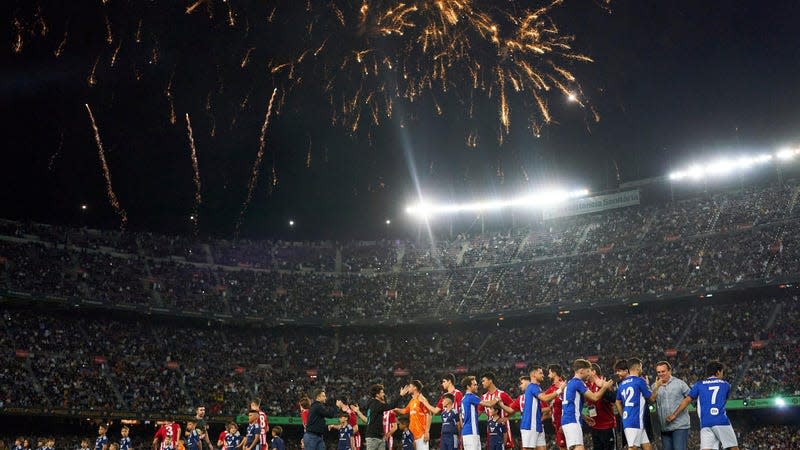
[269,0,595,140]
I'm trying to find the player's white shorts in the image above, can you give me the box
[623,428,650,448]
[520,430,546,448]
[462,435,480,450]
[700,425,738,449]
[561,423,583,449]
[415,438,430,450]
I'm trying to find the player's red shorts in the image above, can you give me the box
[554,426,566,449]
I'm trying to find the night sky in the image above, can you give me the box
[2,0,800,240]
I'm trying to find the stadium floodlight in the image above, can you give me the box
[405,188,589,218]
[669,146,799,182]
[776,147,798,160]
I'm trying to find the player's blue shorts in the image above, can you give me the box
[441,434,457,450]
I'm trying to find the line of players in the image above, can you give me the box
[333,358,738,450]
[149,402,277,450]
[8,426,132,450]
[405,358,739,450]
[12,401,279,450]
[18,358,738,450]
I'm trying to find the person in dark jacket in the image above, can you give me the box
[365,384,410,450]
[304,389,347,450]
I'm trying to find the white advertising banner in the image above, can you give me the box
[543,189,640,220]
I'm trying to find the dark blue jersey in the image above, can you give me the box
[487,419,505,450]
[441,409,458,436]
[225,432,242,450]
[270,437,285,450]
[246,424,261,448]
[401,430,414,450]
[120,437,131,450]
[338,425,354,450]
[95,436,109,450]
[187,430,201,450]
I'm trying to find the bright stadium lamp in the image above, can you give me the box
[668,145,800,183]
[669,171,685,181]
[776,147,798,160]
[687,165,704,180]
[404,188,589,218]
[755,153,773,163]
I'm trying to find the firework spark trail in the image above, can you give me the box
[166,72,176,124]
[306,138,312,168]
[48,131,64,172]
[85,104,128,229]
[54,30,67,57]
[270,164,278,193]
[235,88,278,237]
[185,113,202,234]
[104,14,113,44]
[110,42,121,66]
[87,56,99,86]
[150,40,160,65]
[240,47,255,68]
[33,7,48,37]
[12,18,23,54]
[185,0,206,14]
[226,1,236,26]
[135,19,142,43]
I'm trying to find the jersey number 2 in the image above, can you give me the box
[623,387,635,407]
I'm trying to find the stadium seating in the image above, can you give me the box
[1,182,799,418]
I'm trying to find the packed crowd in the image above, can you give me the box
[1,294,797,417]
[2,183,800,321]
[737,425,800,449]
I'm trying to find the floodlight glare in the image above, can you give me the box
[405,188,589,218]
[776,147,798,160]
[669,145,798,183]
[774,397,786,407]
